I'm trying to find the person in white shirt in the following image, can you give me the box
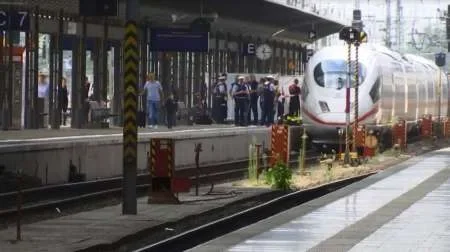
[38,73,49,98]
[213,75,228,124]
[143,73,163,129]
[275,79,285,121]
[261,76,276,126]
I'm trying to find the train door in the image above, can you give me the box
[403,72,408,117]
[424,75,429,115]
[427,79,435,117]
[447,74,450,117]
[406,73,417,121]
[442,72,449,117]
[391,72,396,121]
[380,66,393,124]
[413,73,420,121]
[417,72,426,119]
[439,72,448,117]
[393,71,405,120]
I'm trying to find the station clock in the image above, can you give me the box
[256,44,272,60]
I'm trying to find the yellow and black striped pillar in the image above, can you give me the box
[150,139,156,176]
[271,125,276,166]
[283,126,288,163]
[167,140,173,178]
[122,19,139,215]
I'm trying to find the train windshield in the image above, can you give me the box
[313,60,366,89]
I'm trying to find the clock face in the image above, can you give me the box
[256,44,272,60]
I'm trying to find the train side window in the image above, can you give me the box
[370,77,381,103]
[313,60,366,89]
[313,63,325,87]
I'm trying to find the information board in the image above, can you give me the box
[150,28,209,52]
[0,10,29,31]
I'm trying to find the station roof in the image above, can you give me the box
[137,0,346,43]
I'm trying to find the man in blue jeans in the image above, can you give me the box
[143,73,163,129]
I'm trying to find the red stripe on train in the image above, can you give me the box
[302,106,379,126]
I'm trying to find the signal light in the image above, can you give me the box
[435,52,446,67]
[339,26,361,43]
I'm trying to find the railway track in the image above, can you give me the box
[128,173,375,252]
[0,132,424,221]
[0,151,320,221]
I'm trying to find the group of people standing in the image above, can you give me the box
[141,72,301,129]
[142,73,178,129]
[212,73,301,127]
[37,72,70,126]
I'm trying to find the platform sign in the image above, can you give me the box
[2,47,25,62]
[0,10,29,31]
[150,28,209,52]
[79,0,118,16]
[243,43,255,56]
[62,35,96,51]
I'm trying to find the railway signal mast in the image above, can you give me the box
[435,52,445,137]
[352,9,363,157]
[447,4,450,52]
[339,4,366,165]
[395,0,403,51]
[386,0,392,48]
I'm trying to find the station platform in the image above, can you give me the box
[190,147,450,252]
[0,185,272,252]
[0,124,245,143]
[0,125,271,185]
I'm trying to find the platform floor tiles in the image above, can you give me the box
[189,148,450,252]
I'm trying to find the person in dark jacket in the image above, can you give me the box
[260,78,275,126]
[232,76,250,126]
[59,77,69,125]
[83,76,91,124]
[288,78,301,116]
[247,74,259,125]
[171,85,179,127]
[213,75,228,124]
[165,93,178,129]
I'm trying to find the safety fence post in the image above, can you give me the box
[299,127,307,175]
[195,143,202,196]
[16,168,22,241]
[255,144,262,181]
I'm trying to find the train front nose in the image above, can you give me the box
[303,97,349,125]
[303,111,347,144]
[311,112,347,125]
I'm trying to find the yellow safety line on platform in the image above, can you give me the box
[0,127,270,144]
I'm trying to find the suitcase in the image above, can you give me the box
[137,95,146,128]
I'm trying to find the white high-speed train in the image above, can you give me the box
[302,44,449,145]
